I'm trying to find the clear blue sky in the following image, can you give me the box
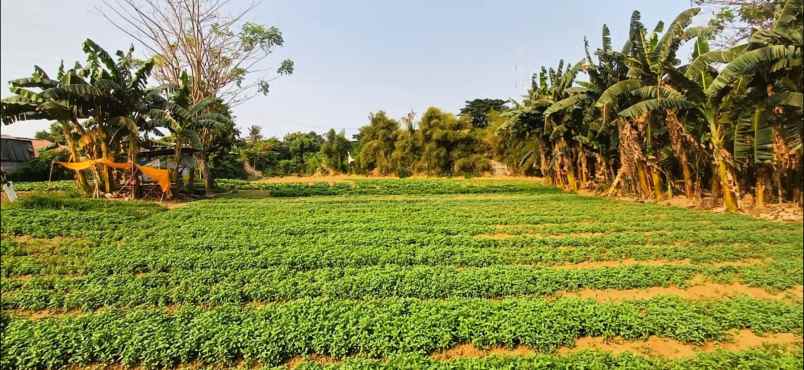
[1,0,704,139]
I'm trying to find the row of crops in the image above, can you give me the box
[3,262,802,311]
[11,178,556,197]
[2,297,801,368]
[1,179,802,369]
[216,178,560,196]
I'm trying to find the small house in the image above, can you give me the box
[1,135,36,174]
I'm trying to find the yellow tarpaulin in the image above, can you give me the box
[97,159,134,170]
[135,165,171,193]
[56,160,171,193]
[56,160,97,171]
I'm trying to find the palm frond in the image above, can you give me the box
[733,108,773,164]
[82,39,120,80]
[656,8,700,66]
[685,45,748,84]
[619,97,695,118]
[631,85,684,99]
[544,94,587,123]
[773,91,803,108]
[707,45,801,95]
[596,79,641,108]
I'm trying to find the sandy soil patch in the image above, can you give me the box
[161,201,189,209]
[432,329,802,360]
[560,283,803,302]
[432,344,533,360]
[474,231,607,240]
[561,329,802,359]
[7,235,89,255]
[552,258,766,270]
[708,258,770,268]
[544,232,607,238]
[9,308,90,321]
[474,232,515,240]
[575,190,803,223]
[553,259,691,270]
[286,354,339,369]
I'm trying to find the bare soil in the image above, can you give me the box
[560,283,803,302]
[474,232,515,240]
[552,258,766,270]
[576,190,803,223]
[560,329,803,359]
[431,329,802,360]
[286,354,339,369]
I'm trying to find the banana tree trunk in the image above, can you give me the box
[607,167,624,197]
[714,152,739,211]
[174,138,184,193]
[710,139,739,211]
[99,139,112,194]
[650,166,663,201]
[665,110,695,199]
[711,171,721,198]
[680,151,694,199]
[637,163,652,199]
[614,118,650,197]
[755,166,768,208]
[128,133,140,199]
[647,160,663,201]
[197,150,212,195]
[577,143,589,188]
[594,152,610,184]
[187,161,195,192]
[772,170,784,203]
[554,139,577,191]
[565,159,578,191]
[60,123,90,194]
[706,110,739,211]
[536,138,551,184]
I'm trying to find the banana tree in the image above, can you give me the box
[626,8,703,200]
[707,0,803,205]
[545,25,631,189]
[502,68,556,182]
[620,45,746,211]
[74,40,157,191]
[2,40,159,196]
[538,60,586,190]
[191,99,236,194]
[148,73,196,192]
[1,65,94,193]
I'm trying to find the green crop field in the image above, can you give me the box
[1,178,802,369]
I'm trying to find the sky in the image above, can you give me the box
[1,0,705,139]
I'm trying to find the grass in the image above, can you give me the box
[1,178,802,369]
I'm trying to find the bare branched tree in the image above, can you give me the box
[694,0,785,46]
[100,0,294,106]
